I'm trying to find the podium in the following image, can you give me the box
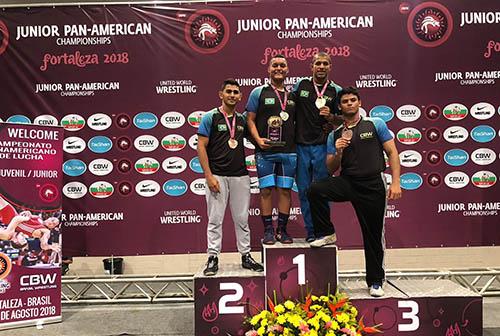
[193,243,483,336]
[194,263,265,336]
[263,239,338,302]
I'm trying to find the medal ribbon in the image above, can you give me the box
[343,115,361,130]
[271,85,288,111]
[219,107,237,140]
[313,80,329,99]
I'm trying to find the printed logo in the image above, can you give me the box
[444,149,469,167]
[471,171,497,188]
[407,2,453,47]
[135,180,161,197]
[117,136,132,151]
[134,135,159,152]
[161,111,186,129]
[63,159,87,177]
[134,112,158,130]
[116,114,131,128]
[425,128,441,143]
[63,181,87,199]
[163,179,188,196]
[400,172,423,190]
[427,173,442,187]
[300,90,309,98]
[265,98,276,105]
[89,158,114,176]
[34,115,58,126]
[6,115,30,124]
[244,138,255,150]
[189,157,203,173]
[426,150,441,165]
[443,126,468,144]
[61,114,85,131]
[188,134,198,150]
[135,157,160,175]
[88,136,113,154]
[397,127,421,145]
[424,104,440,120]
[444,171,469,189]
[39,184,58,203]
[399,150,422,168]
[0,20,10,56]
[471,148,496,166]
[396,105,421,122]
[250,177,260,194]
[118,181,133,196]
[87,113,112,131]
[246,154,256,172]
[443,103,468,121]
[470,102,495,120]
[89,181,114,198]
[0,252,12,280]
[162,134,186,151]
[190,178,206,195]
[217,124,228,131]
[471,125,495,143]
[63,136,86,154]
[184,9,230,54]
[188,111,206,128]
[117,159,132,173]
[162,157,187,174]
[369,105,394,122]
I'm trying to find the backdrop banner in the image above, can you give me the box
[0,0,498,256]
[0,123,63,329]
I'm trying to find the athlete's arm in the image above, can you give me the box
[383,139,402,200]
[247,112,270,149]
[197,135,220,193]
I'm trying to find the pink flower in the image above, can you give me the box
[325,321,332,329]
[245,330,258,336]
[299,323,310,332]
[340,328,357,336]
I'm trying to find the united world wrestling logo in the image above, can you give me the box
[0,20,9,56]
[0,252,12,280]
[407,2,453,47]
[184,9,229,54]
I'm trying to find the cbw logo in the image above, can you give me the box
[184,10,229,54]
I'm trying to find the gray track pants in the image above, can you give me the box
[206,175,251,256]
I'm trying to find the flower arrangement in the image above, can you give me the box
[244,292,381,336]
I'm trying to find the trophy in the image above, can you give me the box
[265,115,286,147]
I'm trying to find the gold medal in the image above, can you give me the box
[315,97,326,109]
[228,139,238,149]
[280,111,289,121]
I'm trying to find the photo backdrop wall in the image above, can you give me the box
[0,0,498,256]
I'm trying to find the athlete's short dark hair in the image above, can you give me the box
[269,54,287,66]
[221,78,240,91]
[338,86,360,100]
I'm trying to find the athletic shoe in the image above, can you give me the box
[241,254,264,272]
[203,256,218,276]
[262,226,276,245]
[369,283,384,297]
[276,227,293,244]
[309,233,337,248]
[305,235,316,243]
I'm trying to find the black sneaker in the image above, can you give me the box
[275,227,293,244]
[241,253,264,272]
[203,256,218,276]
[262,226,276,245]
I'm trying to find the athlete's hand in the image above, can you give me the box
[319,106,331,117]
[387,183,402,200]
[206,175,221,193]
[335,138,350,152]
[256,137,271,150]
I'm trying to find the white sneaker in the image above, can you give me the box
[309,233,337,248]
[369,284,384,297]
